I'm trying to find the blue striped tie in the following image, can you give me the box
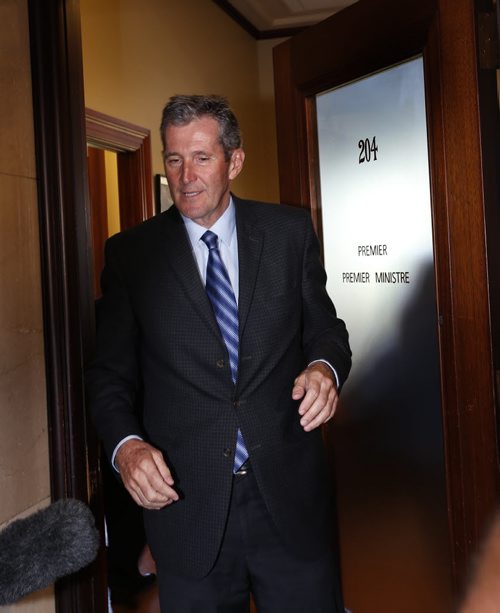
[201,230,248,472]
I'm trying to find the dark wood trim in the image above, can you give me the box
[211,0,260,38]
[476,0,500,408]
[211,0,305,39]
[273,0,499,590]
[257,27,305,40]
[27,0,107,611]
[87,147,108,297]
[304,97,323,250]
[273,40,307,208]
[86,108,154,229]
[86,108,150,152]
[117,143,153,228]
[430,1,499,579]
[422,2,499,581]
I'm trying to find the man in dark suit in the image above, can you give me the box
[86,94,351,612]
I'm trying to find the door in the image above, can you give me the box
[273,0,499,610]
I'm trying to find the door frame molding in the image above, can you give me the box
[28,0,107,610]
[86,108,154,294]
[273,0,499,589]
[86,108,154,229]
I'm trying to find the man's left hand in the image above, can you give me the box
[292,362,339,431]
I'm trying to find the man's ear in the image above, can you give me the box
[228,148,245,180]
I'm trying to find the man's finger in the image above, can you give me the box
[152,449,177,490]
[292,373,307,400]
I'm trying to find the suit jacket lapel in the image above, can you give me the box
[234,197,263,338]
[158,206,223,343]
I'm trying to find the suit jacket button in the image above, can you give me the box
[223,448,232,458]
[216,359,225,368]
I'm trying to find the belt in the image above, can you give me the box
[234,460,251,477]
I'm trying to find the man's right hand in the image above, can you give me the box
[115,439,179,510]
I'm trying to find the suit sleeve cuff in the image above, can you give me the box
[308,359,340,389]
[111,435,143,472]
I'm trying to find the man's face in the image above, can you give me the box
[163,116,245,228]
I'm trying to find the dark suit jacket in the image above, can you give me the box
[86,195,351,578]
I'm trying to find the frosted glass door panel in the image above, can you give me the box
[317,57,453,613]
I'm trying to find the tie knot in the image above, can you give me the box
[201,230,218,251]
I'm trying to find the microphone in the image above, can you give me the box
[0,498,100,605]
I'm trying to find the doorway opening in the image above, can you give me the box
[85,109,159,611]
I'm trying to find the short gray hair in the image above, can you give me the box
[160,94,242,161]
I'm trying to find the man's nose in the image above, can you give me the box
[181,161,196,183]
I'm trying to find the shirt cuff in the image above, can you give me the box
[111,435,143,472]
[308,359,340,389]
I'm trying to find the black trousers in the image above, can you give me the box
[157,467,344,612]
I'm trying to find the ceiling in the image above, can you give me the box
[213,0,360,39]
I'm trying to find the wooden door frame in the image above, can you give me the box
[86,108,154,229]
[28,2,156,610]
[273,0,499,589]
[28,1,107,611]
[86,109,154,295]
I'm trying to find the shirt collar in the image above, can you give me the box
[181,197,236,248]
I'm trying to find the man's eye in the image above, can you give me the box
[196,156,210,163]
[166,157,181,166]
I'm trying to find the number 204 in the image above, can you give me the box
[358,136,378,163]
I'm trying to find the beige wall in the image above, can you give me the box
[80,0,282,203]
[0,0,54,611]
